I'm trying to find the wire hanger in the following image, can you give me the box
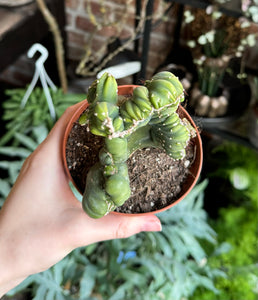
[20,43,57,120]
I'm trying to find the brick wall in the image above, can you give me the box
[1,1,258,90]
[0,0,178,88]
[65,0,178,80]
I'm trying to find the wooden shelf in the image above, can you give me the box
[0,0,66,72]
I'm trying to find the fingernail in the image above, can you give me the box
[141,217,162,232]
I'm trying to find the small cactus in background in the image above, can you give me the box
[80,71,196,218]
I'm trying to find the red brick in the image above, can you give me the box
[65,0,80,10]
[67,31,86,47]
[76,15,96,32]
[65,11,72,26]
[83,0,103,17]
[97,25,119,37]
[90,36,107,53]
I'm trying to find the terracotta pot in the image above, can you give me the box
[63,85,203,216]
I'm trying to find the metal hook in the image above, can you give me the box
[21,43,57,121]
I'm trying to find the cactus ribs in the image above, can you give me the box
[66,71,198,218]
[66,111,195,214]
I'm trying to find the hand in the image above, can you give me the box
[0,103,161,296]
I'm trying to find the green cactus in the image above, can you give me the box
[80,71,196,218]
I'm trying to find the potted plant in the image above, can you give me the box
[63,71,202,218]
[183,4,257,119]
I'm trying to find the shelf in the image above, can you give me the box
[0,0,66,72]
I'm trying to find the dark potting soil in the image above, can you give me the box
[66,111,195,214]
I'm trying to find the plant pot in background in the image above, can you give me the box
[189,84,229,118]
[188,78,251,127]
[63,84,203,216]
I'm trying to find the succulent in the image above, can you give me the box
[80,71,196,218]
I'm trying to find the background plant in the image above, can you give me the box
[242,0,258,23]
[191,142,258,300]
[182,1,258,97]
[207,141,258,203]
[7,180,228,300]
[0,87,84,205]
[0,87,84,147]
[0,85,227,300]
[76,0,171,77]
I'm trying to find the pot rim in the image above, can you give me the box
[63,85,203,216]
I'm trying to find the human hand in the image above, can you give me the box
[0,103,161,296]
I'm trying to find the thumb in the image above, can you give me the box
[71,212,162,247]
[105,214,162,239]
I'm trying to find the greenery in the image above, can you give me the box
[2,87,257,300]
[0,86,227,299]
[80,71,195,218]
[0,87,84,205]
[183,1,257,98]
[191,142,258,300]
[8,180,228,300]
[208,142,258,203]
[192,202,258,300]
[0,87,84,146]
[192,205,258,300]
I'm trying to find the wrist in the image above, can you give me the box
[0,278,25,298]
[0,219,26,296]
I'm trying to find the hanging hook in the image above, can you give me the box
[28,43,48,67]
[21,43,57,121]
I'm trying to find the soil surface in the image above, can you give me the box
[66,110,195,214]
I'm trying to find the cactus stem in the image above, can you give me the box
[82,71,196,218]
[107,99,184,139]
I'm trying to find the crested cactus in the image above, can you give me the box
[80,71,196,218]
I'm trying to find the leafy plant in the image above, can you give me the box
[183,1,257,110]
[79,71,196,218]
[0,86,84,207]
[208,142,258,204]
[191,203,258,300]
[191,142,258,299]
[0,87,84,146]
[8,180,228,300]
[0,84,225,300]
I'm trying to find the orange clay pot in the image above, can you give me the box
[63,85,203,216]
